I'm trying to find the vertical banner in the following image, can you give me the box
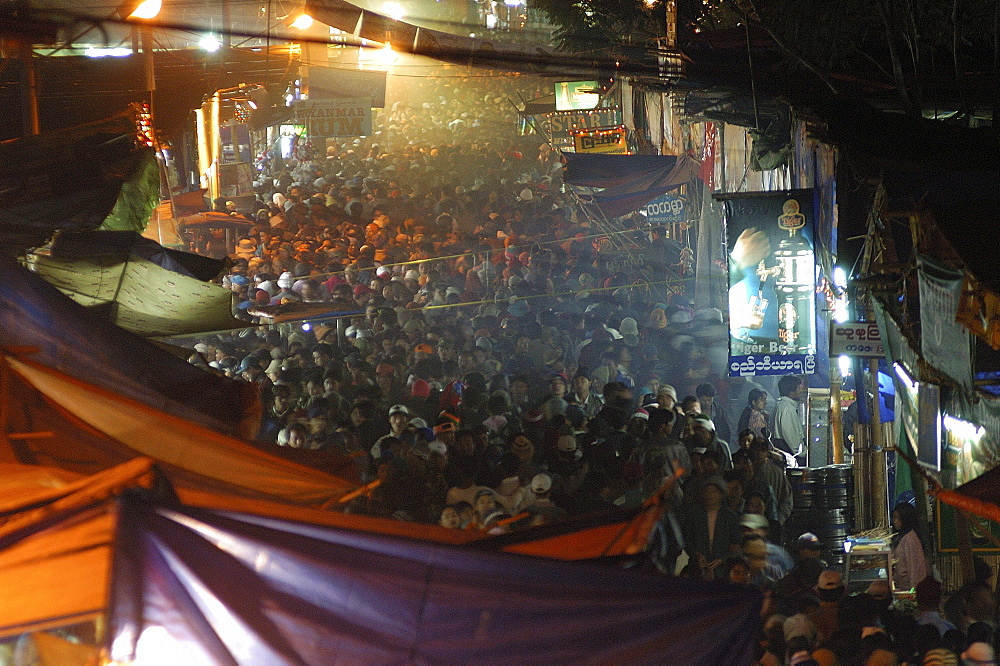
[917,255,972,388]
[722,190,818,376]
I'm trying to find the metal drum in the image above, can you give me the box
[784,464,856,569]
[789,468,820,509]
[814,466,853,510]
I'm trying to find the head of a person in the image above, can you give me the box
[701,449,725,474]
[656,385,677,410]
[749,438,771,466]
[749,388,768,410]
[691,415,715,444]
[741,534,768,574]
[915,576,943,611]
[695,383,716,411]
[439,505,461,529]
[681,395,701,415]
[725,556,751,585]
[647,406,675,436]
[388,403,410,432]
[892,502,919,534]
[701,476,726,509]
[778,374,806,400]
[814,570,845,602]
[740,511,769,540]
[796,532,823,559]
[474,489,497,517]
[745,491,768,518]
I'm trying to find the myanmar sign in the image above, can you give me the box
[294,99,372,137]
[643,194,686,225]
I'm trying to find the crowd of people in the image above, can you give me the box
[176,72,993,664]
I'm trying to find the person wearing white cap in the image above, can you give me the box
[740,512,794,582]
[520,473,567,522]
[686,414,733,470]
[370,404,411,460]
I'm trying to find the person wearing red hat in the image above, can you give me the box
[404,378,437,424]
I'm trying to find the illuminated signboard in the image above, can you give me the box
[527,108,623,147]
[570,126,627,154]
[293,98,372,137]
[722,190,818,376]
[554,80,601,111]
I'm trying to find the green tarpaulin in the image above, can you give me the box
[29,254,245,338]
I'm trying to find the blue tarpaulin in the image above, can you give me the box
[563,154,700,219]
[0,255,257,437]
[109,496,762,664]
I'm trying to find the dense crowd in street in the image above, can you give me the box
[178,72,999,664]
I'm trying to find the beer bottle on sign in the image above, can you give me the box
[774,199,815,354]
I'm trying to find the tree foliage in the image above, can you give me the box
[530,0,665,53]
[534,0,1000,115]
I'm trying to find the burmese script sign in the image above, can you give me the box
[294,99,372,137]
[829,321,884,357]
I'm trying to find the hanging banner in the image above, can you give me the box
[643,193,686,225]
[956,273,1000,349]
[917,255,972,388]
[571,126,627,154]
[722,190,818,376]
[293,99,372,138]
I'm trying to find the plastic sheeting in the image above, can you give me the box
[563,154,700,219]
[109,496,762,665]
[30,252,245,338]
[7,357,356,506]
[52,230,225,282]
[0,254,258,437]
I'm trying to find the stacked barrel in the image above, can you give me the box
[785,464,854,568]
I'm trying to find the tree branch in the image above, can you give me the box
[740,0,841,96]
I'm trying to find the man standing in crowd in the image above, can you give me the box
[772,374,806,460]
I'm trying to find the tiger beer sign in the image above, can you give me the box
[294,98,372,137]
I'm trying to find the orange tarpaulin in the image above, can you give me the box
[6,356,357,507]
[0,459,156,638]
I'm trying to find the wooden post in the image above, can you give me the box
[830,359,844,464]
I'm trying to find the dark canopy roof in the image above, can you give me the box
[564,154,700,218]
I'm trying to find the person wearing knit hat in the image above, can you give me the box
[962,640,995,665]
[234,238,256,260]
[656,385,679,415]
[648,307,668,329]
[511,435,534,460]
[556,434,577,453]
[619,316,639,337]
[410,379,431,398]
[628,408,650,438]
